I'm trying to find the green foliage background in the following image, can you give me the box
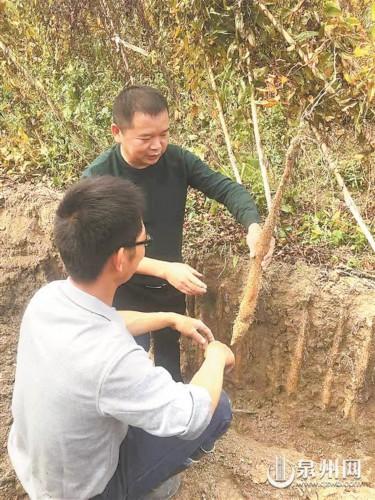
[0,0,374,267]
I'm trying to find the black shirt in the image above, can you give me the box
[83,143,260,287]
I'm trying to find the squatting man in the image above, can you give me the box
[8,176,235,499]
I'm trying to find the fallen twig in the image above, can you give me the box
[337,266,375,281]
[232,408,258,415]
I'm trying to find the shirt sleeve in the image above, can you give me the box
[97,346,212,440]
[184,148,260,228]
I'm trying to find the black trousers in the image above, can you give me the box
[113,282,186,382]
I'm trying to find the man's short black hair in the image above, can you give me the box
[54,176,144,282]
[113,85,168,128]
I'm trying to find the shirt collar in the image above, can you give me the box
[61,278,123,326]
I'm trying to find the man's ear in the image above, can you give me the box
[111,123,122,143]
[111,247,126,273]
[111,247,135,273]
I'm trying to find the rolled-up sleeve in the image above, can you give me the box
[97,346,212,440]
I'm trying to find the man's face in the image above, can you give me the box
[112,110,169,168]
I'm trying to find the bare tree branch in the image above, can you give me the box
[249,76,272,211]
[112,35,149,57]
[206,57,242,184]
[311,124,375,253]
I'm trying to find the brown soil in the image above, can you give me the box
[1,180,375,499]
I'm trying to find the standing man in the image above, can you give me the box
[83,86,274,382]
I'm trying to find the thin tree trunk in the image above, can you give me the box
[99,0,133,83]
[206,58,242,184]
[249,78,272,211]
[311,125,375,253]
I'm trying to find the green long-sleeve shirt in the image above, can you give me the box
[83,143,260,285]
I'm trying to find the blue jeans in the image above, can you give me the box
[92,392,232,500]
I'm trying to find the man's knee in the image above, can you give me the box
[215,391,232,425]
[208,391,232,438]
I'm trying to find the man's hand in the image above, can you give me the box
[190,340,235,411]
[163,262,207,296]
[246,222,275,269]
[171,314,214,348]
[205,340,235,373]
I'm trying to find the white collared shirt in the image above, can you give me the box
[8,279,211,499]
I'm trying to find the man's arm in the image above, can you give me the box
[136,256,207,295]
[185,148,260,228]
[190,341,235,412]
[99,335,234,438]
[118,310,214,346]
[184,148,275,266]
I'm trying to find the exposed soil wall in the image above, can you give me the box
[183,258,375,421]
[1,181,374,498]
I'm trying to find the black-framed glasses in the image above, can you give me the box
[121,234,153,249]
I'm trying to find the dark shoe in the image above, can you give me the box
[141,474,181,500]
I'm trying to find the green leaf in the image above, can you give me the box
[324,1,341,17]
[281,203,295,214]
[353,46,370,57]
[371,2,375,23]
[346,16,360,27]
[294,31,319,43]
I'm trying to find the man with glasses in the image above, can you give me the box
[83,85,274,382]
[8,176,234,500]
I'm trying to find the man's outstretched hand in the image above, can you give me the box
[163,262,207,296]
[171,314,214,348]
[246,222,275,269]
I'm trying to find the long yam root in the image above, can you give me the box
[231,133,303,346]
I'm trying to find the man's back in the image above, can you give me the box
[8,279,133,498]
[8,279,212,499]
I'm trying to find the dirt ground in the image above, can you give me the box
[1,180,375,499]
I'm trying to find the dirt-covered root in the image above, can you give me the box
[321,305,346,408]
[286,302,309,396]
[342,316,374,419]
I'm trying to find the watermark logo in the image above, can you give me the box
[267,456,295,489]
[267,456,362,490]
